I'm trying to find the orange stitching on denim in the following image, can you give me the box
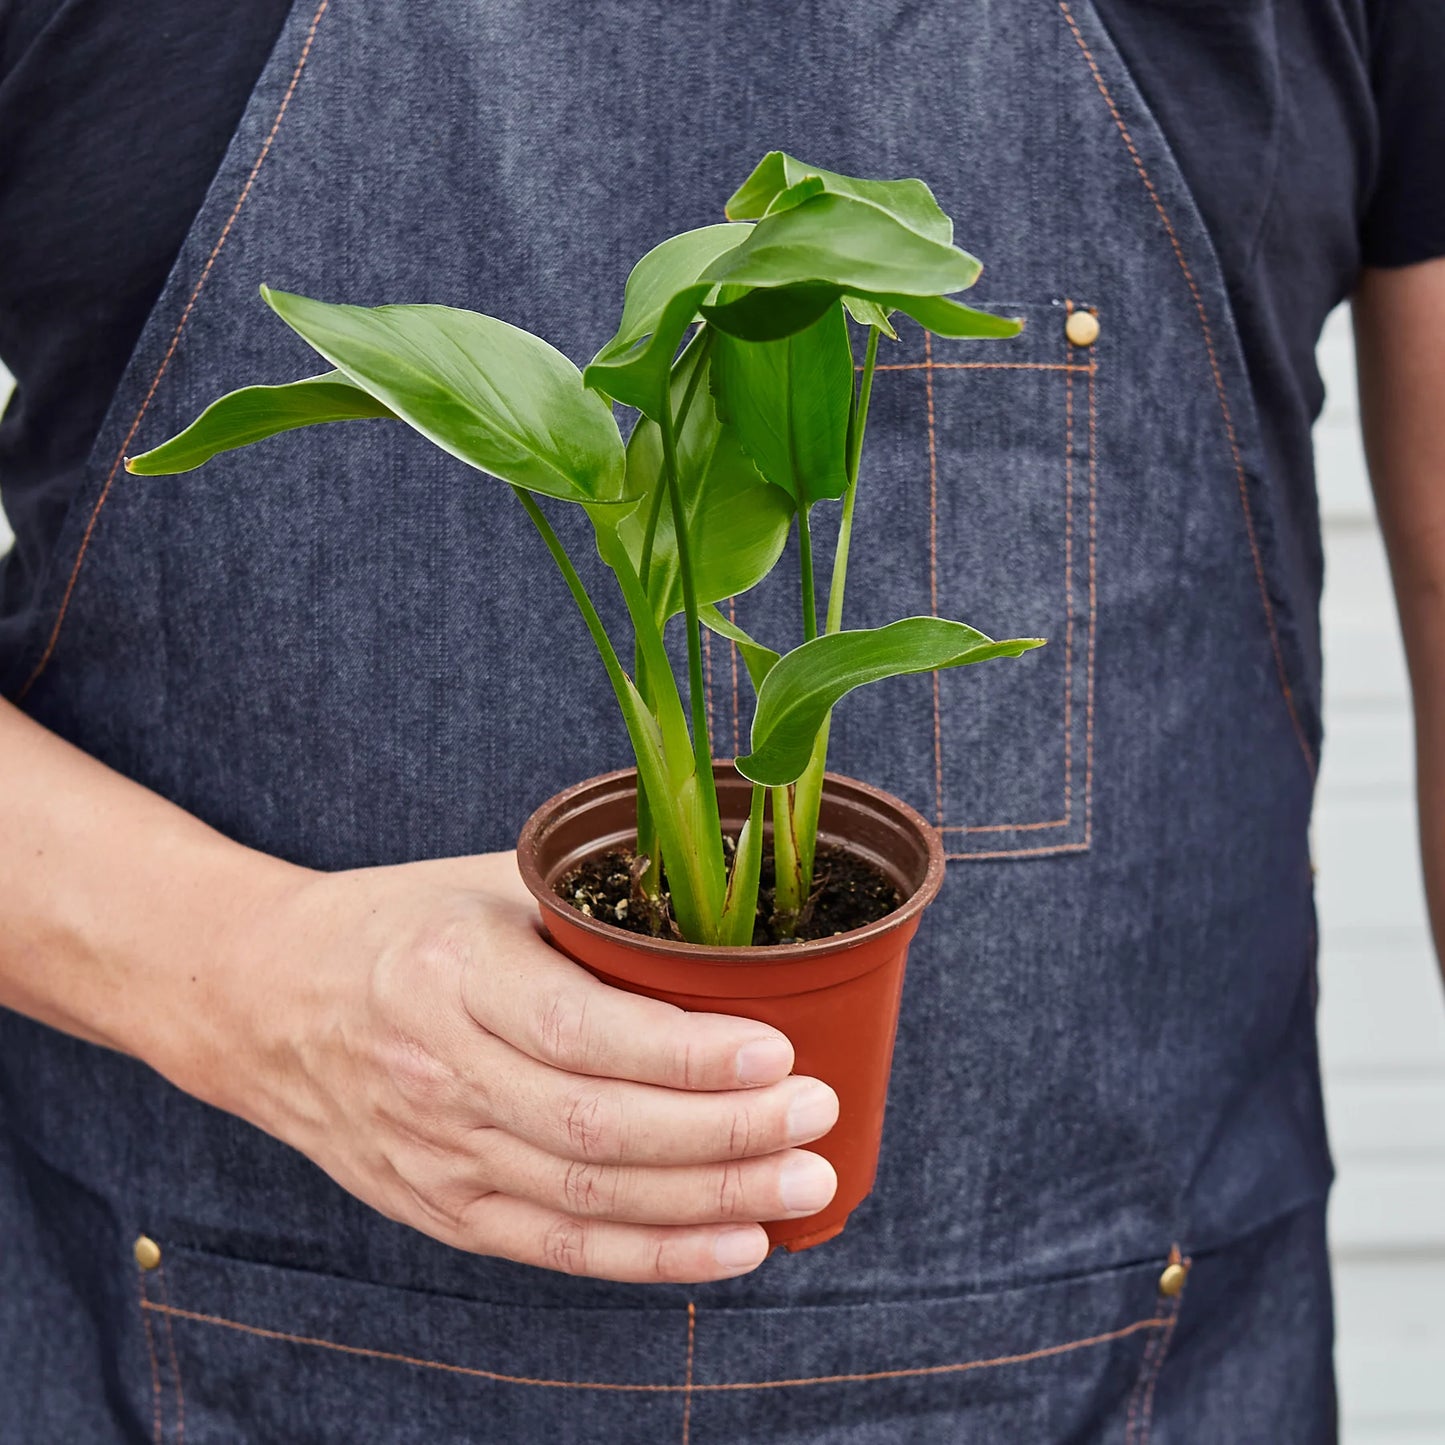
[137,1271,162,1445]
[932,306,1096,850]
[1085,356,1098,846]
[16,0,333,701]
[924,333,945,829]
[140,1300,1167,1392]
[1137,1255,1188,1445]
[945,817,1069,834]
[1057,0,1314,778]
[1063,304,1077,821]
[157,1264,186,1444]
[682,1301,696,1443]
[1125,1250,1188,1444]
[1124,1323,1162,1444]
[947,840,1090,861]
[872,362,1091,373]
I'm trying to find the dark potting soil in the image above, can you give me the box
[559,842,902,946]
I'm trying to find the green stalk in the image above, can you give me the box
[797,504,819,642]
[526,489,724,941]
[770,783,803,930]
[826,325,881,634]
[515,488,629,701]
[639,327,710,591]
[793,325,883,900]
[719,782,767,946]
[633,328,713,916]
[659,383,720,829]
[594,518,726,935]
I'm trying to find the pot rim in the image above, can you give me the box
[516,765,947,964]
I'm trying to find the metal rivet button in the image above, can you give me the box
[1065,310,1099,347]
[133,1235,162,1271]
[1157,1261,1188,1298]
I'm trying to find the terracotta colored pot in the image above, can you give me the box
[515,765,945,1252]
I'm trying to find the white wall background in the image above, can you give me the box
[2,315,1443,1429]
[1314,305,1445,1442]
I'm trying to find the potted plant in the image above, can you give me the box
[127,152,1043,1251]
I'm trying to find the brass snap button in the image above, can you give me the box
[133,1235,162,1271]
[1157,1260,1188,1298]
[1065,310,1099,348]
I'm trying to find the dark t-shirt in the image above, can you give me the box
[2,0,1444,679]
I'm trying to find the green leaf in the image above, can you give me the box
[737,618,1045,786]
[260,288,629,504]
[761,174,825,216]
[585,224,749,417]
[841,295,898,339]
[710,303,853,507]
[616,344,793,621]
[584,283,710,419]
[595,225,749,363]
[727,152,955,245]
[701,281,840,341]
[125,372,396,475]
[884,294,1024,339]
[704,193,980,299]
[699,604,780,693]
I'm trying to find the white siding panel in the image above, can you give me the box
[1316,305,1445,1439]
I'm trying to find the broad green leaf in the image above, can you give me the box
[260,288,629,504]
[761,175,825,216]
[616,344,793,622]
[583,282,711,419]
[699,604,780,692]
[125,372,395,475]
[704,193,980,299]
[737,618,1045,786]
[710,303,853,506]
[701,281,840,341]
[595,224,749,362]
[884,294,1024,339]
[727,152,955,245]
[841,295,899,339]
[585,224,749,417]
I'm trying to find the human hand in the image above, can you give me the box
[202,850,839,1283]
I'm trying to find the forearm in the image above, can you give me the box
[1354,260,1445,978]
[0,696,303,1086]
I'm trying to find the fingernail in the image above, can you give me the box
[714,1227,769,1271]
[734,1036,793,1086]
[779,1155,837,1214]
[786,1082,839,1143]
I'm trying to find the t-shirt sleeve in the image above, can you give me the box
[1361,0,1445,267]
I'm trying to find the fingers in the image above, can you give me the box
[483,1041,840,1167]
[475,1134,838,1227]
[470,924,795,1091]
[453,1193,774,1284]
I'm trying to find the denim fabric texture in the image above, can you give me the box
[0,0,1334,1438]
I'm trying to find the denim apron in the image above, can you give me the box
[0,1,1336,1439]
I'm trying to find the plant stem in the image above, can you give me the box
[826,325,881,634]
[659,381,719,823]
[798,504,818,642]
[639,327,711,590]
[719,782,767,946]
[770,783,802,933]
[513,487,629,712]
[791,326,883,904]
